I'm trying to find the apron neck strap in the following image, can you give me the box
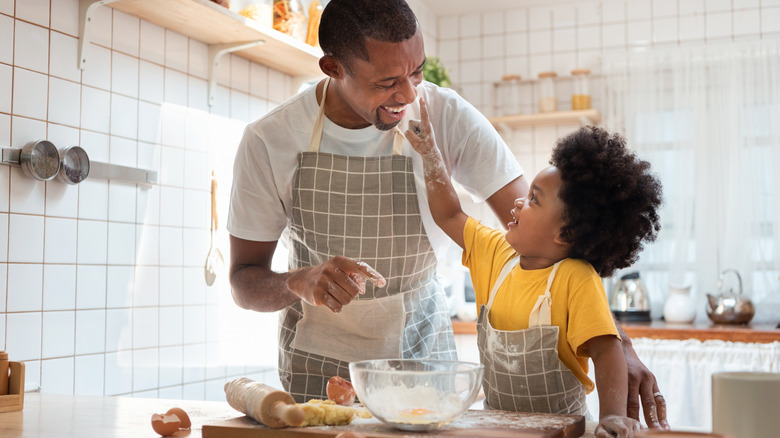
[309,77,405,155]
[485,256,520,310]
[308,77,330,153]
[484,256,564,327]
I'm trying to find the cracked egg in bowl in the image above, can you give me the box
[348,359,483,431]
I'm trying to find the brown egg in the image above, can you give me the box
[166,407,191,429]
[151,412,181,436]
[327,375,356,406]
[335,432,367,438]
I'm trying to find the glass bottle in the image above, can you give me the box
[571,68,591,110]
[537,71,557,113]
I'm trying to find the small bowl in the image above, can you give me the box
[20,140,60,181]
[349,359,483,431]
[58,146,90,184]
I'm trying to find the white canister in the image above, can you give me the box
[663,284,696,323]
[712,372,780,438]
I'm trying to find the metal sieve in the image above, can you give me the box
[58,146,90,184]
[20,140,60,181]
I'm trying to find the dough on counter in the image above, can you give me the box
[297,399,371,427]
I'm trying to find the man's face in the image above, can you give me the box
[330,29,426,130]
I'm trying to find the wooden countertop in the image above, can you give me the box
[0,393,602,437]
[452,318,780,343]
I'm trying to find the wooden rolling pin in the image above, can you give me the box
[224,378,304,428]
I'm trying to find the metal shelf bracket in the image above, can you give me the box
[208,40,265,106]
[78,0,121,71]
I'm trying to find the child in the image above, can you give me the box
[405,99,662,437]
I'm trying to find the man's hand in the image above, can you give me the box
[286,256,386,312]
[622,334,670,430]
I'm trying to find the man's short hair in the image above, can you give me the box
[319,0,418,73]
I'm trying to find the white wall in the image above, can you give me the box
[434,0,780,180]
[0,0,292,399]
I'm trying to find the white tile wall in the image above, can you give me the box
[2,0,294,399]
[434,0,778,180]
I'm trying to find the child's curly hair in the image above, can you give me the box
[551,126,662,278]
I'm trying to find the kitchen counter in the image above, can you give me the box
[452,318,780,343]
[0,393,601,437]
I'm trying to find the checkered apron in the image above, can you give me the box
[477,257,587,414]
[278,78,456,402]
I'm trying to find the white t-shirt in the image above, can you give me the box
[227,81,523,263]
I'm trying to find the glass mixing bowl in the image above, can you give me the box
[349,359,483,431]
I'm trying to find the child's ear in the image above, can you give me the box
[553,233,573,249]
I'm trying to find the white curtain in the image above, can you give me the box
[632,339,780,430]
[602,40,780,323]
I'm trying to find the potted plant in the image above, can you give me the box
[423,57,452,88]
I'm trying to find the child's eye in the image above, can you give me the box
[529,192,537,202]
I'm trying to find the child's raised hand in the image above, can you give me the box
[594,415,642,438]
[405,97,437,156]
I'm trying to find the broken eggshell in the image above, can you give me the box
[327,375,356,406]
[166,407,191,429]
[151,412,181,436]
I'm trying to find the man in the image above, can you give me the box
[226,0,668,429]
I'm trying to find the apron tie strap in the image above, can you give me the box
[529,261,562,327]
[392,127,405,155]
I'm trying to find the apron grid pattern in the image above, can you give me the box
[477,257,587,415]
[279,102,456,401]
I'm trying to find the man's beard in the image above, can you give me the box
[374,110,401,131]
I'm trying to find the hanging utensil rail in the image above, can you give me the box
[1,144,157,186]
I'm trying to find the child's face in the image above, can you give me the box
[505,166,569,261]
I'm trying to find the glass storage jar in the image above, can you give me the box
[536,71,557,113]
[236,0,273,28]
[571,68,591,110]
[493,74,522,117]
[273,0,306,41]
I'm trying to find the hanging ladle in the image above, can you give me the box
[205,170,224,286]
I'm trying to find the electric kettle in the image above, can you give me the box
[609,271,652,322]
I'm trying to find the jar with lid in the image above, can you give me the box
[493,74,522,117]
[273,0,307,41]
[571,68,591,110]
[235,0,273,28]
[536,71,557,113]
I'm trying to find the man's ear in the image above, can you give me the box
[319,55,344,79]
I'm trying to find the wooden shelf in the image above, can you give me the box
[452,318,780,343]
[488,109,601,130]
[107,0,323,78]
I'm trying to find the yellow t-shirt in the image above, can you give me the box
[462,217,619,392]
